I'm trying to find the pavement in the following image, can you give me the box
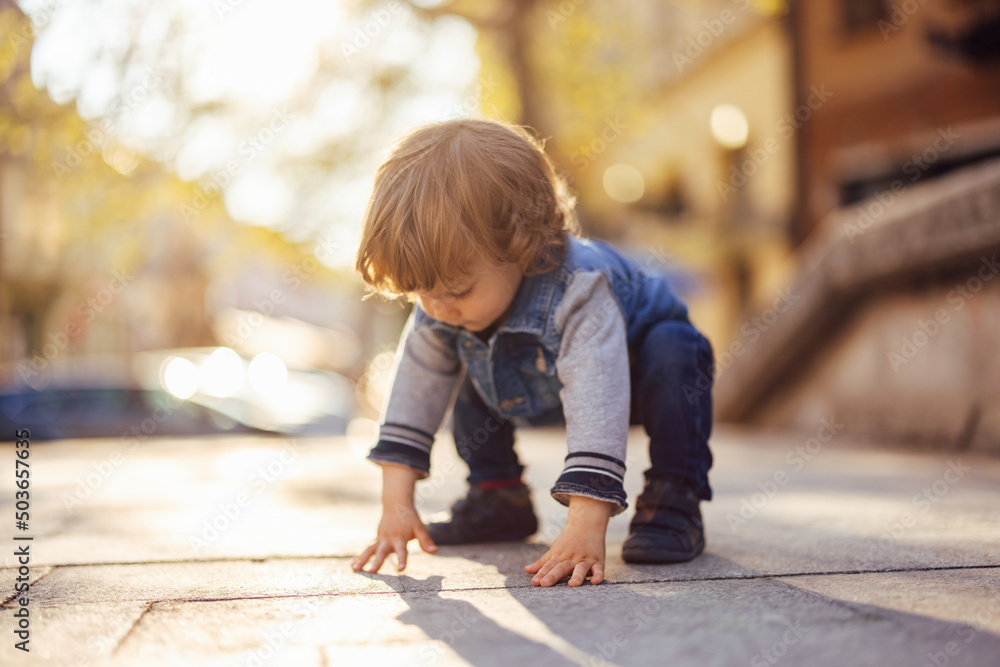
[1,423,999,666]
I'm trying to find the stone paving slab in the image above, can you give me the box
[1,567,53,608]
[6,576,1000,667]
[777,567,1000,632]
[9,558,383,607]
[1,436,380,567]
[0,601,149,666]
[0,426,998,666]
[7,426,998,574]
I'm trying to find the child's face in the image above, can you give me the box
[415,262,524,332]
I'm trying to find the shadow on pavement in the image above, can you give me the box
[394,574,580,667]
[360,545,1000,666]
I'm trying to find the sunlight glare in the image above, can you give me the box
[162,357,199,399]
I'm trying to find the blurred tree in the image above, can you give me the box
[1,0,337,369]
[382,0,662,181]
[13,0,691,242]
[10,0,783,253]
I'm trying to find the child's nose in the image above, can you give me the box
[438,300,461,321]
[426,297,459,322]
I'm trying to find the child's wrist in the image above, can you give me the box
[381,491,416,510]
[565,495,614,529]
[380,463,420,504]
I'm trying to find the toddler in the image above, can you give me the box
[351,118,714,587]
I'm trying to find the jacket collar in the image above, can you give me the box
[494,267,560,337]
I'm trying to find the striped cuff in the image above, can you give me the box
[550,451,628,516]
[366,422,435,477]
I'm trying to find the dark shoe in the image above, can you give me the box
[622,478,705,564]
[425,483,538,545]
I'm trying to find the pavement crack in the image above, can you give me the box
[4,562,997,609]
[25,556,1000,574]
[1,567,56,607]
[25,554,363,568]
[111,601,154,656]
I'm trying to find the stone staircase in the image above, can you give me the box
[715,158,1000,453]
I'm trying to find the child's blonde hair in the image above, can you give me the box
[356,117,578,297]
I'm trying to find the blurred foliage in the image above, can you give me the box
[380,0,784,219]
[4,0,796,253]
[7,0,787,247]
[0,2,331,284]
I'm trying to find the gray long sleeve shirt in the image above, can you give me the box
[368,235,689,515]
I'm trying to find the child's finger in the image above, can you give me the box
[367,544,390,573]
[394,540,408,570]
[414,523,438,554]
[539,560,572,587]
[568,561,591,587]
[352,544,377,572]
[533,557,565,585]
[530,557,555,583]
[590,562,605,585]
[524,551,551,573]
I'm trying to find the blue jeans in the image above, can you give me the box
[451,319,715,501]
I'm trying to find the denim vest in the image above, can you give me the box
[413,235,689,422]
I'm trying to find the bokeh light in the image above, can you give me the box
[603,164,645,204]
[200,347,244,398]
[710,104,750,149]
[248,352,288,397]
[162,357,198,399]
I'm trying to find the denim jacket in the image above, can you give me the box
[368,235,689,515]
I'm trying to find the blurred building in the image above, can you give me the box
[0,155,219,384]
[580,1,795,358]
[716,0,1000,453]
[0,146,384,385]
[791,0,1000,241]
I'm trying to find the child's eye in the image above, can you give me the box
[450,286,473,300]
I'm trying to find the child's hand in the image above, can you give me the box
[352,502,437,573]
[352,464,436,574]
[525,495,613,587]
